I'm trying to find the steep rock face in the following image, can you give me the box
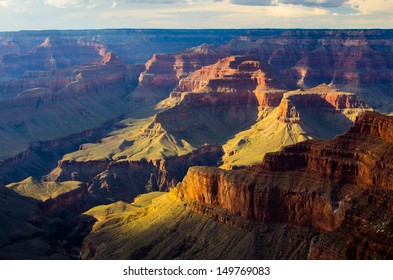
[46,160,110,183]
[86,145,224,202]
[276,84,368,123]
[307,188,393,259]
[1,36,105,79]
[174,167,345,232]
[220,30,393,109]
[174,112,393,258]
[148,55,283,152]
[132,45,225,102]
[0,121,117,185]
[44,144,223,203]
[0,51,141,164]
[261,112,393,189]
[171,55,250,95]
[221,84,369,169]
[3,29,393,109]
[170,55,283,108]
[80,192,317,260]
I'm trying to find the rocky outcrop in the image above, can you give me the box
[173,112,393,258]
[86,145,224,202]
[0,36,106,80]
[261,112,393,189]
[174,166,346,233]
[43,144,223,203]
[80,191,318,260]
[0,50,141,164]
[45,160,110,183]
[2,29,393,260]
[132,45,225,102]
[221,30,393,108]
[170,55,282,107]
[148,55,284,151]
[277,84,368,123]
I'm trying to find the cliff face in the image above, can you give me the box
[220,84,369,169]
[174,112,393,258]
[132,45,225,102]
[0,36,105,80]
[222,30,393,94]
[174,166,346,233]
[80,191,318,260]
[170,55,282,107]
[148,55,282,152]
[0,47,141,164]
[261,112,393,189]
[52,145,223,203]
[276,84,368,123]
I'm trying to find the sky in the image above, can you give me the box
[0,0,392,31]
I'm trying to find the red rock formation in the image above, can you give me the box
[169,55,287,111]
[262,112,393,189]
[276,84,368,123]
[174,112,393,258]
[132,45,225,102]
[87,145,224,202]
[221,30,393,94]
[44,145,223,203]
[0,36,106,80]
[151,55,284,142]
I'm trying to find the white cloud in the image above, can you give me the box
[45,0,102,8]
[0,0,30,12]
[230,0,349,7]
[348,0,393,14]
[0,0,392,31]
[44,0,223,9]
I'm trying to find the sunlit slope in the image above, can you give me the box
[81,192,257,259]
[221,108,310,169]
[62,116,196,162]
[221,86,370,169]
[6,177,83,201]
[63,92,258,164]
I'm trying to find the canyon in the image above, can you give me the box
[0,29,392,259]
[81,112,393,259]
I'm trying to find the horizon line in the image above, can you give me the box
[1,27,393,33]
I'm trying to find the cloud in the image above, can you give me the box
[348,0,393,14]
[0,0,30,12]
[44,0,223,9]
[1,0,392,31]
[230,0,349,8]
[45,0,103,8]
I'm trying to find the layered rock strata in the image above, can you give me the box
[173,112,393,259]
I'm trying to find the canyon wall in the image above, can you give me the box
[173,112,393,259]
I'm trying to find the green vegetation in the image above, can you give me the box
[6,177,83,201]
